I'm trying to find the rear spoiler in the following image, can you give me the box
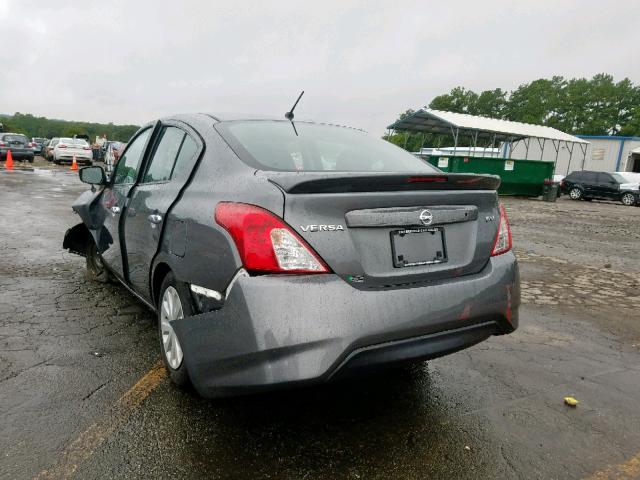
[262,172,501,194]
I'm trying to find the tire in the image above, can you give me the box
[157,272,192,388]
[621,192,636,206]
[85,242,111,283]
[568,187,582,200]
[28,156,34,163]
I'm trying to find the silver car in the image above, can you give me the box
[64,114,520,398]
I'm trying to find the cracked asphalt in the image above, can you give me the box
[1,166,640,480]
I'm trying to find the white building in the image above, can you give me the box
[509,135,640,175]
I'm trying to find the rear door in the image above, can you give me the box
[123,122,202,300]
[97,127,154,279]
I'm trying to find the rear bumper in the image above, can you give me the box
[0,148,33,158]
[172,251,520,398]
[56,153,93,162]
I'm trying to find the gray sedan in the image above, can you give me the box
[64,114,520,398]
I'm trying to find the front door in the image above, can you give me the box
[98,127,153,279]
[123,124,201,301]
[596,172,619,200]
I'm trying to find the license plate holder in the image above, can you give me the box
[391,227,447,268]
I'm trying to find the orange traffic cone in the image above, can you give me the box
[5,149,14,170]
[71,155,78,171]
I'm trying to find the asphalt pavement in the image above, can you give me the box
[1,165,639,479]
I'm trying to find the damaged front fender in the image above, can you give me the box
[64,188,111,257]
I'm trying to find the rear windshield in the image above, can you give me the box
[2,134,27,143]
[59,138,88,146]
[217,121,437,172]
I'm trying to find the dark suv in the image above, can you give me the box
[561,170,639,206]
[0,133,34,162]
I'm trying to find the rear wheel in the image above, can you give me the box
[568,187,582,200]
[86,242,111,283]
[158,272,192,388]
[621,192,636,206]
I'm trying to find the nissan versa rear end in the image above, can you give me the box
[64,113,520,398]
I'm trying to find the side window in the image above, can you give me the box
[143,127,185,183]
[113,128,152,185]
[582,172,596,183]
[170,134,199,181]
[597,173,613,183]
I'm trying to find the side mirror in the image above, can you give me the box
[79,165,106,186]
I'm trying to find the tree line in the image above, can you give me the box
[386,74,640,152]
[0,112,140,143]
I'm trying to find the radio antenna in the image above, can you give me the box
[285,91,304,121]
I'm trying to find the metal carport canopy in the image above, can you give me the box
[387,109,588,144]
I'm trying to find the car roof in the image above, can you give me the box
[158,113,360,132]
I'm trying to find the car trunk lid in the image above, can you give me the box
[263,171,501,289]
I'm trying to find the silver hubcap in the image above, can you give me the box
[622,194,633,205]
[160,286,184,369]
[570,189,581,199]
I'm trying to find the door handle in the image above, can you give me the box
[148,214,163,225]
[110,206,121,214]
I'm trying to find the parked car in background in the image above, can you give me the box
[53,137,93,165]
[615,171,640,184]
[31,137,47,155]
[561,170,639,206]
[63,113,519,398]
[0,133,34,162]
[44,137,59,161]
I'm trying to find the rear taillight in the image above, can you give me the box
[491,204,512,256]
[58,144,67,149]
[215,202,330,274]
[0,142,5,147]
[83,146,91,150]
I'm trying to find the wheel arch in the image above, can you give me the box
[63,223,95,257]
[151,261,173,308]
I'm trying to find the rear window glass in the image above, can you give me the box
[3,134,27,142]
[217,121,436,173]
[59,138,88,146]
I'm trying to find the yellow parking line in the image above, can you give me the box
[585,451,640,480]
[34,362,166,480]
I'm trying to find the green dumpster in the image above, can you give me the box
[424,156,555,197]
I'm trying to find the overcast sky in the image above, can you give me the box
[1,0,639,134]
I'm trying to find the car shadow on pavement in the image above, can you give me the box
[144,364,502,479]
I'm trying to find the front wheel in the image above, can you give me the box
[621,192,636,206]
[568,187,583,200]
[158,272,192,388]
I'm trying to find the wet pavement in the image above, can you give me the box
[1,167,639,479]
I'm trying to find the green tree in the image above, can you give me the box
[429,87,479,114]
